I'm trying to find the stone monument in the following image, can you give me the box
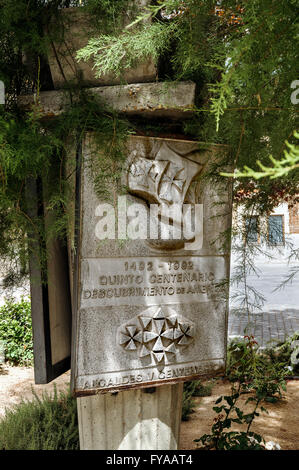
[72,134,232,449]
[20,81,232,450]
[72,136,231,397]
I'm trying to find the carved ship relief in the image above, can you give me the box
[127,141,204,251]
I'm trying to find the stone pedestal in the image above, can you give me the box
[72,134,232,450]
[72,135,231,397]
[77,383,183,450]
[20,81,231,451]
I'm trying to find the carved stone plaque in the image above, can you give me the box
[71,136,232,395]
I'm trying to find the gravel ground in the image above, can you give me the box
[1,367,299,450]
[0,365,70,418]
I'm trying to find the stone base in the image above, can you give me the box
[77,383,183,450]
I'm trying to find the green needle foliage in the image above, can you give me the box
[0,91,131,274]
[222,131,299,179]
[0,387,79,450]
[77,0,299,210]
[0,2,133,273]
[76,0,299,314]
[0,0,298,290]
[76,22,176,78]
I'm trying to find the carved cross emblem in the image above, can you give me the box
[127,143,201,207]
[159,164,185,204]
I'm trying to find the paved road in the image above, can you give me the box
[228,261,299,347]
[228,309,299,348]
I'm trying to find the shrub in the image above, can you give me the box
[182,380,214,421]
[195,335,289,450]
[226,335,287,402]
[193,380,214,397]
[0,299,33,365]
[0,387,79,450]
[264,331,299,376]
[181,381,198,421]
[195,381,267,450]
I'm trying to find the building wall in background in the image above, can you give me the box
[232,200,299,265]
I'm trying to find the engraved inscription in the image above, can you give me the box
[80,256,226,308]
[76,359,224,391]
[73,137,231,395]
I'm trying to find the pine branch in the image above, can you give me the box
[221,132,299,179]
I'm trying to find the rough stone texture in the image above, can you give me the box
[71,135,232,396]
[47,5,156,89]
[17,81,196,120]
[77,383,183,450]
[81,135,231,259]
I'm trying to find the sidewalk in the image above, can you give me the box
[228,309,299,348]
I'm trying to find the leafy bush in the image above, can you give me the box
[0,387,79,450]
[194,335,289,450]
[193,380,214,397]
[182,380,214,421]
[0,299,33,365]
[226,335,287,403]
[195,382,267,450]
[181,381,198,421]
[264,331,299,376]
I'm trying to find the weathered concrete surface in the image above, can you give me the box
[47,5,156,89]
[70,132,231,451]
[71,135,232,396]
[18,81,196,119]
[77,383,183,450]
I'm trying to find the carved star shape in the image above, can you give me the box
[173,322,195,346]
[139,308,178,362]
[119,307,195,365]
[119,325,143,351]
